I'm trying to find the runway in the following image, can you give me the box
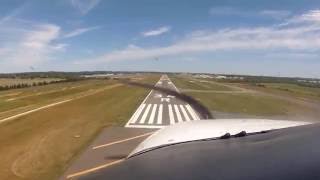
[125,75,200,128]
[61,75,201,179]
[60,127,155,180]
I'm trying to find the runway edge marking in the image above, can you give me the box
[125,79,155,127]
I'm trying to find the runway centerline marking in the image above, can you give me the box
[92,132,154,150]
[66,159,125,179]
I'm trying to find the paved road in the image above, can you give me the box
[125,75,200,129]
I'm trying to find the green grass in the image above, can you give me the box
[0,80,116,117]
[0,75,159,180]
[260,83,320,100]
[187,92,307,116]
[170,76,233,91]
[0,78,63,86]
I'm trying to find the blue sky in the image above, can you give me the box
[1,0,320,77]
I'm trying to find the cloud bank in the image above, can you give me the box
[76,10,320,65]
[0,20,66,71]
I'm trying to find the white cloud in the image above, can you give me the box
[21,24,60,49]
[63,26,100,38]
[286,10,320,24]
[259,10,291,19]
[0,3,29,25]
[0,48,11,56]
[142,26,171,37]
[70,0,101,15]
[75,9,320,65]
[0,20,65,72]
[210,7,291,19]
[264,52,319,59]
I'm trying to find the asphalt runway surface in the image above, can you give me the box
[125,75,200,129]
[60,127,155,180]
[60,75,202,179]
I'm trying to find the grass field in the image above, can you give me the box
[0,80,117,118]
[187,92,308,116]
[0,74,159,180]
[0,78,63,86]
[171,76,320,118]
[259,83,320,100]
[170,76,234,91]
[1,74,319,180]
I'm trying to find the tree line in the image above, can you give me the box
[0,79,81,91]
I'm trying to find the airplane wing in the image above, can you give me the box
[80,119,320,180]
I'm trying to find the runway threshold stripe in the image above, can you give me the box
[128,104,145,124]
[186,104,200,120]
[157,104,163,124]
[66,159,125,179]
[125,124,165,129]
[148,104,157,124]
[139,104,151,124]
[168,104,175,124]
[174,105,183,123]
[180,105,191,121]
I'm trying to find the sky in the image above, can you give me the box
[1,0,320,78]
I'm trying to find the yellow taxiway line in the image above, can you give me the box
[92,132,154,150]
[66,159,125,179]
[67,132,154,179]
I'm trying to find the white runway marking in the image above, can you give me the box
[148,104,157,124]
[168,104,175,124]
[125,75,202,128]
[127,104,145,124]
[174,105,183,123]
[141,89,153,104]
[125,124,165,129]
[167,76,180,93]
[139,104,151,124]
[157,104,163,124]
[161,98,170,102]
[180,105,191,121]
[186,104,200,120]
